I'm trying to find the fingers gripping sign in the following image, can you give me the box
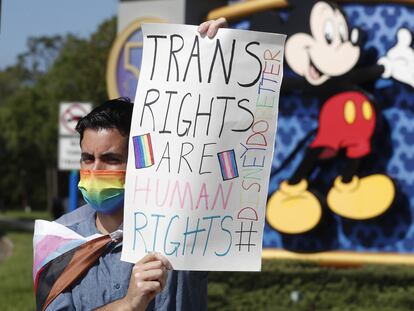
[378,28,414,87]
[124,252,172,311]
[198,17,228,38]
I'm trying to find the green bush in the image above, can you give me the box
[208,260,414,311]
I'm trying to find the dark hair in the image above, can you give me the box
[76,97,134,142]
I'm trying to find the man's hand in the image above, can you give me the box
[198,17,228,38]
[378,28,414,88]
[122,252,172,311]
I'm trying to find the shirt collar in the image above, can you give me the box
[83,205,124,250]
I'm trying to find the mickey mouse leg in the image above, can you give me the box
[266,148,323,234]
[327,158,395,219]
[289,147,322,184]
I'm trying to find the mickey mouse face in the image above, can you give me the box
[285,1,360,85]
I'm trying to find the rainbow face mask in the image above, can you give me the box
[78,170,126,214]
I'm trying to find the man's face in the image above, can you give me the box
[80,128,128,170]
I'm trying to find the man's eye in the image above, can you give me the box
[101,154,125,165]
[81,156,94,163]
[106,158,121,164]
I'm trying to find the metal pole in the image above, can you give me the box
[68,170,79,212]
[0,0,2,33]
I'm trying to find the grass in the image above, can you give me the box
[0,210,48,311]
[0,232,35,311]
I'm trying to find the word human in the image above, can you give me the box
[133,176,233,211]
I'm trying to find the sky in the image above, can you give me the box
[0,0,118,69]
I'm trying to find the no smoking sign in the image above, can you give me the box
[59,103,92,136]
[58,102,92,170]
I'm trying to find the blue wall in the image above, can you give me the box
[263,4,414,254]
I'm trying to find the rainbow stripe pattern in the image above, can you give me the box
[133,133,154,169]
[217,149,239,181]
[78,170,126,212]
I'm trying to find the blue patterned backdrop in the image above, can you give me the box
[247,4,414,254]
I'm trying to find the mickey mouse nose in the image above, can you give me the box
[351,28,359,46]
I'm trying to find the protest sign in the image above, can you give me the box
[121,23,285,271]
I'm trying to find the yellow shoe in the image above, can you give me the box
[327,174,395,220]
[266,180,322,234]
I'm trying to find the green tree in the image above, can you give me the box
[0,17,116,210]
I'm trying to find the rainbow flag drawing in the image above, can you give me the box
[133,133,155,169]
[217,149,239,181]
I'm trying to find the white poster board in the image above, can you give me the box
[122,23,285,271]
[58,102,92,171]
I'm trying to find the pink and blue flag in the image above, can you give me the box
[32,220,102,282]
[33,220,122,311]
[133,133,155,169]
[217,149,239,181]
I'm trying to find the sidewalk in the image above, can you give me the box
[0,236,14,262]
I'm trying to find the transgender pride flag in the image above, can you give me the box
[217,149,239,181]
[33,220,121,311]
[33,220,101,282]
[133,133,155,169]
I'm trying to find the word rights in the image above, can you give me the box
[122,23,286,271]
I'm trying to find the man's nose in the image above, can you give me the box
[91,161,105,171]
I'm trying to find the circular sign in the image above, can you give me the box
[106,17,166,100]
[60,103,90,135]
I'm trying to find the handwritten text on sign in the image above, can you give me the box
[122,24,285,271]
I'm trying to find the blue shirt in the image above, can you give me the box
[46,205,208,311]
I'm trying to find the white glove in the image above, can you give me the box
[378,28,414,88]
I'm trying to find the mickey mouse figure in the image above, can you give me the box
[249,0,414,234]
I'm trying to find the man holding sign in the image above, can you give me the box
[34,18,285,310]
[39,99,206,311]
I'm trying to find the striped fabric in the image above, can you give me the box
[77,170,125,210]
[217,149,239,181]
[36,235,116,311]
[132,133,155,169]
[33,220,96,282]
[33,220,122,311]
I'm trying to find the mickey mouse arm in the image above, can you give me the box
[377,28,414,88]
